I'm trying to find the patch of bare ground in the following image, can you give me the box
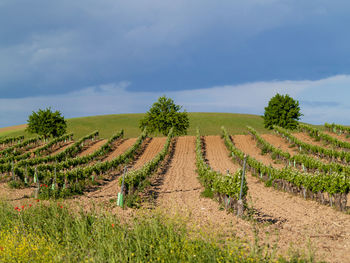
[324,130,350,145]
[72,137,167,214]
[130,137,167,170]
[49,141,74,156]
[232,134,285,169]
[77,139,108,157]
[261,134,299,156]
[285,133,349,166]
[28,142,46,153]
[259,134,350,208]
[0,183,34,203]
[293,132,334,149]
[260,133,338,169]
[204,135,350,263]
[104,138,137,161]
[154,136,260,251]
[9,141,45,156]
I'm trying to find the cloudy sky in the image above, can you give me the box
[1,0,350,126]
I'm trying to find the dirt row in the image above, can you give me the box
[265,132,338,165]
[323,130,350,143]
[0,138,142,203]
[295,130,350,152]
[46,133,350,263]
[77,139,108,157]
[77,137,168,205]
[49,142,74,156]
[212,135,350,263]
[142,135,349,263]
[2,133,350,262]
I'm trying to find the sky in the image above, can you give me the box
[1,0,350,126]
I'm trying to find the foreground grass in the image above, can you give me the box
[0,201,315,263]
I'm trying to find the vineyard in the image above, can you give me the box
[0,121,350,262]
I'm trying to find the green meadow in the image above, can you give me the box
[0,113,271,139]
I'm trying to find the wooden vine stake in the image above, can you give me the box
[24,164,28,184]
[11,161,14,181]
[237,155,247,217]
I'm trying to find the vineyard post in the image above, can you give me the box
[25,164,28,184]
[239,155,247,200]
[237,155,247,216]
[52,164,57,190]
[11,161,14,181]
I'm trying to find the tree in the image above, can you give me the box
[26,108,67,139]
[139,96,190,136]
[263,93,302,130]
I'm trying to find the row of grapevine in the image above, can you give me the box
[32,130,124,175]
[196,128,247,213]
[0,135,24,146]
[0,131,100,180]
[121,128,174,195]
[33,133,74,156]
[325,123,350,135]
[0,130,120,177]
[15,131,99,167]
[24,129,147,198]
[274,126,350,164]
[298,124,350,150]
[0,136,43,157]
[0,134,74,164]
[0,150,31,164]
[247,126,350,175]
[222,126,349,211]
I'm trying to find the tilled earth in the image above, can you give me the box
[204,135,350,263]
[1,135,350,263]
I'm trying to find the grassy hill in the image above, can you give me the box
[0,112,276,139]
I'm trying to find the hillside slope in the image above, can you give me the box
[0,112,269,139]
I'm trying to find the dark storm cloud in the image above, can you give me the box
[1,0,350,98]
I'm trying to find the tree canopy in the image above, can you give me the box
[139,96,189,136]
[26,108,67,139]
[263,93,302,130]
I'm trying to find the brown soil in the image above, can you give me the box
[261,134,298,156]
[2,135,350,263]
[77,139,108,157]
[0,183,34,202]
[28,142,46,153]
[49,142,74,156]
[204,135,350,263]
[155,136,252,240]
[130,137,167,170]
[204,135,241,172]
[232,134,285,169]
[104,138,137,161]
[324,130,350,144]
[75,138,166,206]
[293,132,333,149]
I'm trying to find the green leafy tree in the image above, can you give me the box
[26,108,67,139]
[264,93,302,130]
[139,96,189,136]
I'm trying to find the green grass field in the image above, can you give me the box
[0,113,273,139]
